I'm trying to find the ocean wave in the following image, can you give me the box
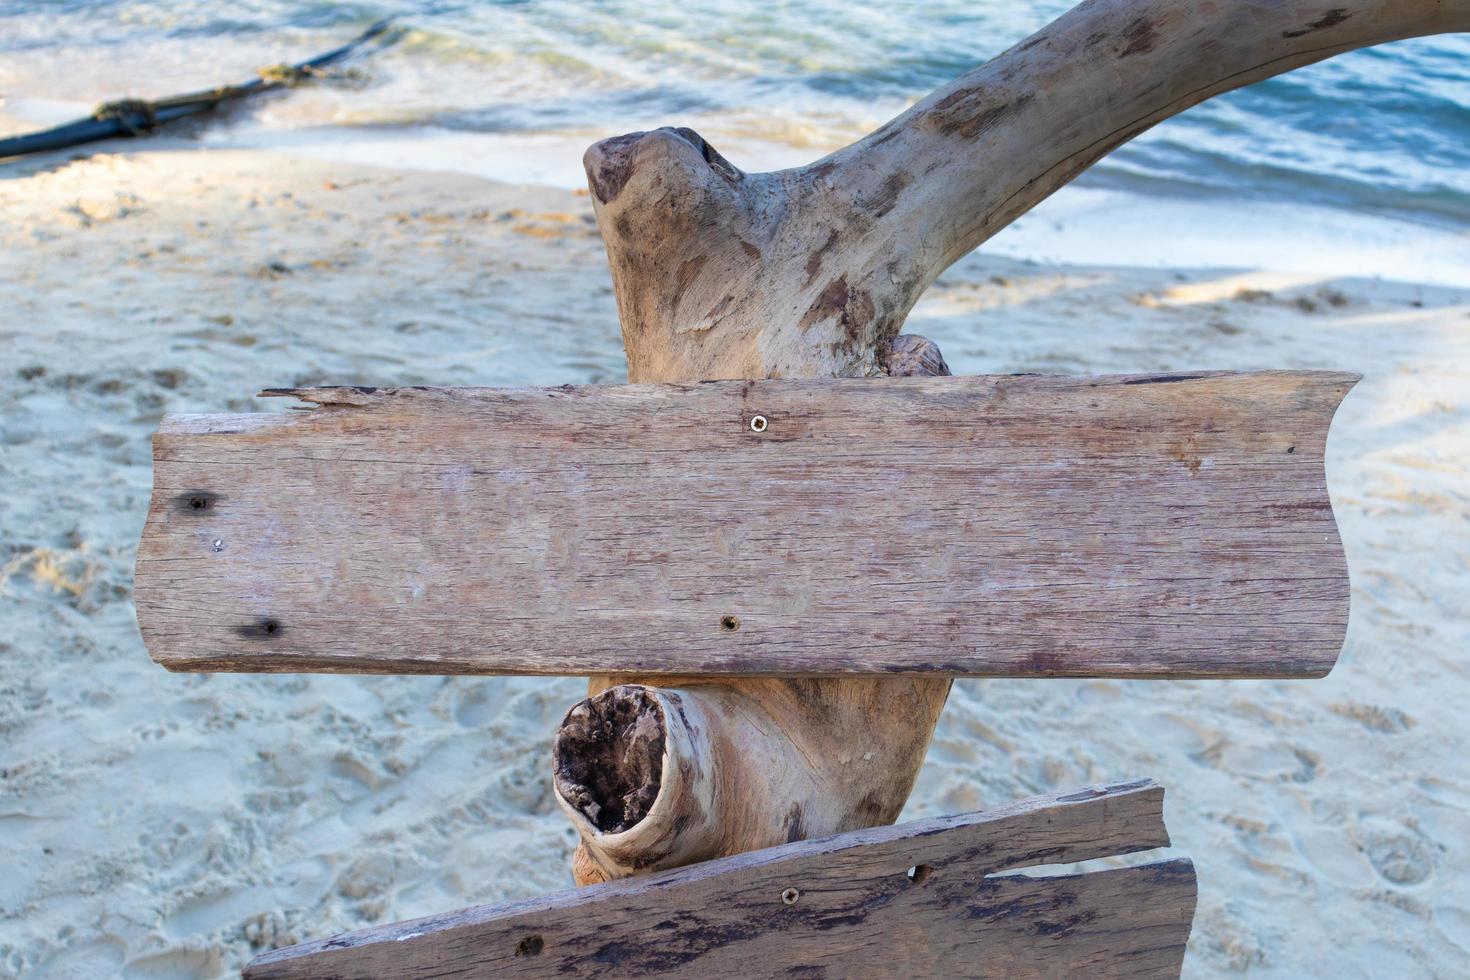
[1,0,1465,229]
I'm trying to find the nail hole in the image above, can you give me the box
[907,864,933,884]
[262,619,280,636]
[1286,446,1295,454]
[749,415,768,433]
[720,615,739,632]
[781,887,799,905]
[515,934,544,957]
[178,491,222,515]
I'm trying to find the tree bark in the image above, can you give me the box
[554,0,1470,883]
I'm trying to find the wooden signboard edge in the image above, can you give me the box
[244,778,1197,979]
[134,370,1358,680]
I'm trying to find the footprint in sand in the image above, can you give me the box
[335,852,399,901]
[121,947,222,980]
[1291,825,1376,890]
[163,887,271,942]
[28,939,126,979]
[453,678,509,728]
[1149,712,1227,768]
[1360,817,1436,887]
[924,734,980,766]
[495,747,557,816]
[1433,904,1470,957]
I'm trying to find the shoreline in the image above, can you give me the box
[4,99,1469,289]
[233,124,1470,288]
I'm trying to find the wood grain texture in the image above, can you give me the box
[561,336,956,885]
[559,0,1463,885]
[135,370,1356,678]
[244,778,1196,979]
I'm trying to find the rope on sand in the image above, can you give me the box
[0,19,399,160]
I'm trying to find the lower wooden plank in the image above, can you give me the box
[135,371,1356,677]
[245,779,1195,979]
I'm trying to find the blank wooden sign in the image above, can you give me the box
[135,371,1356,677]
[244,779,1195,979]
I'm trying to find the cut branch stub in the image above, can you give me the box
[554,687,665,835]
[557,677,955,884]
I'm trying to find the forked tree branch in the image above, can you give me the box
[586,0,1469,382]
[555,0,1469,883]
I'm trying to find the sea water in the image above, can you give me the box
[1,0,1466,283]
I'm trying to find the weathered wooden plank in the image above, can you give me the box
[244,778,1195,979]
[135,370,1356,677]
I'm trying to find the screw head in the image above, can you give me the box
[749,415,768,433]
[781,887,799,905]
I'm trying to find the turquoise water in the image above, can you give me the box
[2,0,1467,230]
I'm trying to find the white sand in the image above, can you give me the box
[1,145,1467,978]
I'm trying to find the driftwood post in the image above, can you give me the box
[554,0,1470,883]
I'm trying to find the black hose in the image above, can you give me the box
[0,19,397,160]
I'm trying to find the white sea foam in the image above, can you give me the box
[2,0,1466,237]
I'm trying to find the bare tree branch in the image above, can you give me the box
[555,0,1468,884]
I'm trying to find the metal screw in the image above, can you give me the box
[781,887,799,905]
[212,539,224,553]
[750,415,768,433]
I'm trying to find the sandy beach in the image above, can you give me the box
[2,140,1468,979]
